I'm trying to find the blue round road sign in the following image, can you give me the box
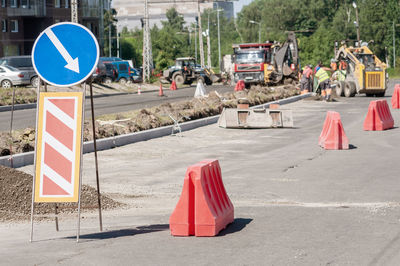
[32,22,99,87]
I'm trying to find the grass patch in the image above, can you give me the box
[0,87,36,106]
[387,68,400,79]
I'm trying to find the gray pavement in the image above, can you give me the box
[0,84,233,130]
[1,80,400,265]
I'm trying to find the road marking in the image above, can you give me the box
[45,28,80,73]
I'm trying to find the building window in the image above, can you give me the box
[1,0,6,8]
[55,0,60,8]
[1,20,6,32]
[10,20,18,33]
[11,0,17,7]
[20,0,29,8]
[65,0,68,8]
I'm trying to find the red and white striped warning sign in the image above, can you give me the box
[34,92,84,202]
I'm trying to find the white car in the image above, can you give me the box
[0,65,30,88]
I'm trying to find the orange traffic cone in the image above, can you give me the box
[138,86,141,95]
[159,84,164,96]
[170,81,177,91]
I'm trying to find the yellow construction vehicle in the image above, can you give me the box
[334,44,388,97]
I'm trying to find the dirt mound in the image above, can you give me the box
[0,165,122,221]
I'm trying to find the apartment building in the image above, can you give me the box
[113,0,237,31]
[0,0,104,57]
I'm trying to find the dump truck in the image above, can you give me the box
[232,31,299,86]
[333,44,388,97]
[162,57,220,86]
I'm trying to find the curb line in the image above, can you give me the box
[0,92,311,168]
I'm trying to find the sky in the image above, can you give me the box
[233,0,254,17]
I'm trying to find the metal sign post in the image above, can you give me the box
[89,80,103,232]
[30,22,101,242]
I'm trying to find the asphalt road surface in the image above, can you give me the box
[0,84,234,131]
[2,79,400,265]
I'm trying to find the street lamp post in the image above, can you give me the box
[352,2,360,47]
[216,8,223,71]
[249,20,261,43]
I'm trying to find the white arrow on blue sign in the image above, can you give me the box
[32,22,99,87]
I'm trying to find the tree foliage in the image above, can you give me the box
[115,1,400,71]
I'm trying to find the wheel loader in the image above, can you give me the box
[333,44,388,97]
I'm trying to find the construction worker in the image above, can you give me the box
[300,64,313,94]
[315,63,332,101]
[330,59,338,71]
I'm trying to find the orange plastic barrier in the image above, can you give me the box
[319,111,349,150]
[159,84,164,96]
[234,80,245,91]
[363,100,394,131]
[392,84,400,109]
[170,81,177,91]
[169,159,234,237]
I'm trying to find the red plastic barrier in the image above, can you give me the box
[234,80,245,91]
[170,159,234,237]
[319,111,349,150]
[170,81,177,91]
[363,100,394,131]
[392,84,400,109]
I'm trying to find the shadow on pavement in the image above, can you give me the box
[217,218,253,236]
[65,224,169,240]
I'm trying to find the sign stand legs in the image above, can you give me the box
[30,78,42,242]
[8,86,15,168]
[76,83,87,242]
[89,80,103,232]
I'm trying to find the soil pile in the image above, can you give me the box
[0,85,299,153]
[0,165,121,221]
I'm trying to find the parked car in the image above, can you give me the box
[130,67,142,83]
[99,57,122,63]
[111,61,133,84]
[0,56,39,87]
[103,63,118,83]
[0,65,30,88]
[92,61,107,83]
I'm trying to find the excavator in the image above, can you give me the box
[333,42,388,97]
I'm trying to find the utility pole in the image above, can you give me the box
[207,12,211,68]
[353,2,360,47]
[195,25,197,62]
[217,7,221,71]
[142,0,153,83]
[393,20,396,68]
[197,0,205,68]
[108,0,112,57]
[117,32,120,58]
[99,0,105,55]
[71,0,78,23]
[109,23,112,57]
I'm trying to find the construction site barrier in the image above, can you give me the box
[234,80,245,91]
[169,159,234,237]
[391,84,400,109]
[218,107,293,128]
[170,81,177,91]
[363,100,394,131]
[319,111,349,150]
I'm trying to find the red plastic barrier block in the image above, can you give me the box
[234,80,245,91]
[363,100,394,131]
[392,84,400,109]
[319,111,349,150]
[318,111,335,146]
[170,159,234,237]
[170,81,177,91]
